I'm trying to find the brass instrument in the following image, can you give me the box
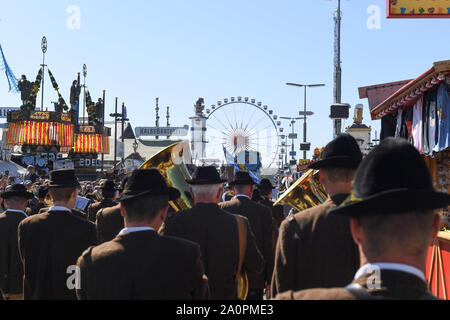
[139,141,249,300]
[44,192,54,207]
[139,141,193,211]
[274,169,328,212]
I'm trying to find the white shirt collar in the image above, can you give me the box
[234,194,250,200]
[355,262,426,282]
[119,226,155,235]
[48,206,72,213]
[6,209,28,217]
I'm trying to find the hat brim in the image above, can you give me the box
[331,189,450,216]
[1,191,34,199]
[48,181,81,188]
[229,180,258,187]
[185,178,227,185]
[118,187,180,202]
[308,156,361,170]
[258,184,275,190]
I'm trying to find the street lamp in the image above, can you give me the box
[280,117,303,164]
[110,99,129,171]
[286,82,325,160]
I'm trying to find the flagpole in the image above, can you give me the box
[114,97,118,171]
[101,90,105,176]
[121,102,125,165]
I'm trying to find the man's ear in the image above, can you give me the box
[189,187,195,203]
[318,169,327,185]
[430,213,442,245]
[350,216,363,246]
[160,204,169,222]
[217,186,224,200]
[120,202,126,217]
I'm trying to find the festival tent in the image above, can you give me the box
[0,160,27,177]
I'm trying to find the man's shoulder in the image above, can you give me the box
[219,198,240,208]
[85,233,199,261]
[275,287,355,300]
[89,201,101,209]
[291,199,335,224]
[0,211,25,226]
[20,211,47,225]
[98,205,121,218]
[162,233,201,253]
[71,211,95,227]
[251,200,272,214]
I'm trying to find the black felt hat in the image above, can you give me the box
[1,184,34,199]
[118,169,180,201]
[258,179,275,190]
[309,134,362,170]
[118,176,130,192]
[37,185,49,199]
[48,169,80,188]
[185,166,227,185]
[332,138,450,216]
[229,171,257,187]
[101,180,117,191]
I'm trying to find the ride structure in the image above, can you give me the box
[191,97,281,174]
[3,38,110,178]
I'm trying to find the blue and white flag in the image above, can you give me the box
[223,146,235,165]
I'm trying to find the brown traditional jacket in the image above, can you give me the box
[161,202,264,299]
[18,210,97,300]
[29,202,46,216]
[0,210,28,295]
[271,194,360,297]
[87,198,118,223]
[95,205,123,244]
[260,197,285,256]
[220,196,274,289]
[76,230,209,300]
[275,269,437,300]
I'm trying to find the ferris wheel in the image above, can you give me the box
[203,97,281,170]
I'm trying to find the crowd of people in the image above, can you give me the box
[0,134,449,300]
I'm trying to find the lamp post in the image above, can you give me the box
[82,64,87,125]
[286,82,325,160]
[110,98,120,171]
[110,102,130,171]
[40,37,47,111]
[121,102,126,164]
[280,117,303,164]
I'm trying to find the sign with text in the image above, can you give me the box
[135,125,189,138]
[78,158,101,167]
[0,107,19,118]
[30,111,50,120]
[387,0,450,18]
[79,126,95,133]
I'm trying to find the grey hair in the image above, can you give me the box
[191,184,223,198]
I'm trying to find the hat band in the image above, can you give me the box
[122,188,168,195]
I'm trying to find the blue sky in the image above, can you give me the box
[1,0,449,161]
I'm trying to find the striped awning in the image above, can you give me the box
[6,121,74,147]
[370,60,450,120]
[72,133,110,154]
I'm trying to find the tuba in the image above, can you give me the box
[139,141,249,300]
[139,141,194,211]
[274,169,328,212]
